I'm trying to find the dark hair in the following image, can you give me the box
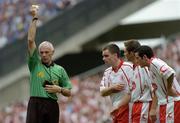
[135,45,154,59]
[103,43,120,58]
[124,39,141,53]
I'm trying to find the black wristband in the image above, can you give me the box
[32,17,38,21]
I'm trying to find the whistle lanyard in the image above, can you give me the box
[43,65,52,82]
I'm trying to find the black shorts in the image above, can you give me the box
[26,97,59,123]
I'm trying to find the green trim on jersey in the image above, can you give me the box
[28,49,72,100]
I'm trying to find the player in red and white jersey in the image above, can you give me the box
[135,45,180,123]
[124,40,153,123]
[100,43,133,123]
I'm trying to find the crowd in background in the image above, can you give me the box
[0,0,82,48]
[0,37,179,123]
[59,73,111,123]
[153,36,180,81]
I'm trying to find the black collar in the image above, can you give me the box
[42,61,54,68]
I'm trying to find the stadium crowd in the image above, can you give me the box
[59,73,111,123]
[0,0,81,48]
[0,37,179,123]
[153,36,180,81]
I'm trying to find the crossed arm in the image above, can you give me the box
[100,83,125,96]
[45,85,71,97]
[100,83,130,114]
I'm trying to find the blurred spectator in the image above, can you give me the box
[0,0,80,49]
[0,102,27,123]
[154,36,180,82]
[0,31,8,48]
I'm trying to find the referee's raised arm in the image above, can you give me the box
[28,5,39,56]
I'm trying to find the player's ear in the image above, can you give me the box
[113,53,118,58]
[51,49,54,55]
[143,55,148,60]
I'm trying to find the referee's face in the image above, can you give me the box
[39,46,54,64]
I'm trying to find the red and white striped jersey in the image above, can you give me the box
[158,100,180,123]
[100,61,133,107]
[130,66,152,102]
[150,58,180,105]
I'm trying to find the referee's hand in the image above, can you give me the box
[44,85,61,93]
[30,5,39,17]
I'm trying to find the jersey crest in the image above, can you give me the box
[37,71,45,78]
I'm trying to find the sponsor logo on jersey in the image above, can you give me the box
[160,65,168,73]
[37,71,44,78]
[132,81,136,90]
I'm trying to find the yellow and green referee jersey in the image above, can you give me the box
[28,49,72,100]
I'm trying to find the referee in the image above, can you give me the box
[26,5,72,123]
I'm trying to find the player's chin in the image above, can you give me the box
[42,59,49,64]
[139,64,144,68]
[104,61,109,65]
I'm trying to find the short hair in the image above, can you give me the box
[38,41,54,52]
[102,43,120,58]
[124,39,141,53]
[135,45,154,59]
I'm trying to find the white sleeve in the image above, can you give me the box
[100,71,108,92]
[159,64,175,79]
[153,59,175,79]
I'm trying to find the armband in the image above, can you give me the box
[32,17,38,21]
